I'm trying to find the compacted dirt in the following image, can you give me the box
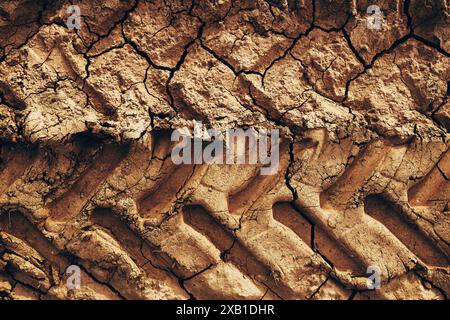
[0,0,449,300]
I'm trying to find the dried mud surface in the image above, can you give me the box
[0,0,449,300]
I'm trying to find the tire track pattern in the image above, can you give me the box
[0,132,448,300]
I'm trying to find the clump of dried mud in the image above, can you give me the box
[0,0,449,300]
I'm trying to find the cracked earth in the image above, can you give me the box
[0,0,449,300]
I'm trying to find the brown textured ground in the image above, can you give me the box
[0,0,449,300]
